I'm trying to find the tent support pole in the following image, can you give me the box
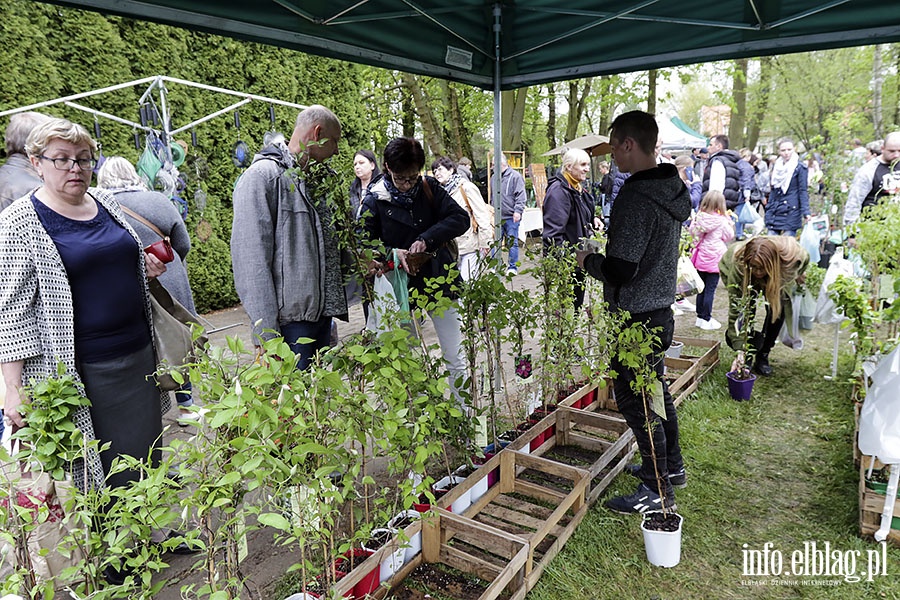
[492,2,504,393]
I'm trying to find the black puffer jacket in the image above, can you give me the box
[360,176,469,296]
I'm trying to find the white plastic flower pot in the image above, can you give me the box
[433,474,471,514]
[363,527,406,583]
[640,511,683,568]
[387,510,422,564]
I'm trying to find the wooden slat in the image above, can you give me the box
[526,502,590,587]
[512,447,590,482]
[479,503,564,538]
[440,544,502,581]
[514,479,568,505]
[480,544,529,600]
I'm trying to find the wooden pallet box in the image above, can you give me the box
[859,455,900,546]
[436,446,590,589]
[502,406,634,505]
[333,508,529,600]
[665,336,720,405]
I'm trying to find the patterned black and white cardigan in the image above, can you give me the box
[0,187,170,491]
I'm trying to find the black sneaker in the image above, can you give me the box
[624,463,687,489]
[605,483,676,514]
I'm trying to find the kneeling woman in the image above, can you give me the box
[719,236,809,376]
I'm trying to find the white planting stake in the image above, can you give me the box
[875,463,899,542]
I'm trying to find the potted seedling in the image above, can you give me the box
[614,321,683,567]
[725,290,765,401]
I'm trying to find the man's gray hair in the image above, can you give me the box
[295,104,341,134]
[5,112,51,155]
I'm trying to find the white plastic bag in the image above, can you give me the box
[858,345,900,462]
[814,250,855,324]
[778,294,804,350]
[675,256,705,297]
[365,273,399,333]
[799,221,821,264]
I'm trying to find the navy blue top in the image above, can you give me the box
[32,195,151,363]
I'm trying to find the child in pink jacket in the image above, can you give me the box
[690,191,735,330]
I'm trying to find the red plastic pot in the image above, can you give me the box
[333,548,377,598]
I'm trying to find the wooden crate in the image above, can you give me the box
[499,407,634,506]
[859,456,900,546]
[436,447,590,588]
[665,336,720,405]
[334,508,529,600]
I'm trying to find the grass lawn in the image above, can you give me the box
[527,327,900,600]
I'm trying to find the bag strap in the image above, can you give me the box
[457,184,478,233]
[119,204,169,241]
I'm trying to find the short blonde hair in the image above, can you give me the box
[25,117,96,158]
[97,156,144,189]
[561,147,591,173]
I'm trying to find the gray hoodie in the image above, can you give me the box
[231,138,346,340]
[596,163,692,314]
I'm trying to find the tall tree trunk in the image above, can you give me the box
[401,86,416,139]
[401,72,445,157]
[501,87,528,150]
[440,79,466,158]
[547,83,556,150]
[746,57,773,151]
[872,44,885,138]
[565,78,593,141]
[596,75,613,136]
[894,44,900,128]
[729,59,748,149]
[647,69,658,115]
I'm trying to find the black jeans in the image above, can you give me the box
[611,307,683,499]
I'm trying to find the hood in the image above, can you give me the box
[693,210,729,232]
[623,163,692,222]
[367,177,392,203]
[250,135,294,169]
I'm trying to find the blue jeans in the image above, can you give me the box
[696,271,719,321]
[501,218,519,269]
[281,316,334,371]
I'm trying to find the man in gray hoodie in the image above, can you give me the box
[231,105,346,370]
[577,110,692,514]
[499,153,526,274]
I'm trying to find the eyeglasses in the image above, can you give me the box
[39,156,96,171]
[391,173,420,186]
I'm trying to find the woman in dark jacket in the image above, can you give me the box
[349,149,381,219]
[542,147,596,309]
[359,137,470,407]
[764,138,809,236]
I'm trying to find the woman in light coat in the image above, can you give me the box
[431,156,493,281]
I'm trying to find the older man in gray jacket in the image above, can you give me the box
[231,105,346,370]
[0,112,50,212]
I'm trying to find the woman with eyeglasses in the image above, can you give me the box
[0,119,169,529]
[359,137,470,407]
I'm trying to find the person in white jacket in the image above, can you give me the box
[844,132,900,226]
[432,156,494,280]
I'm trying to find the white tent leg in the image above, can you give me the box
[824,322,840,380]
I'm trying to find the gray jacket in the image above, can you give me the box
[231,141,346,340]
[0,154,42,212]
[500,166,526,218]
